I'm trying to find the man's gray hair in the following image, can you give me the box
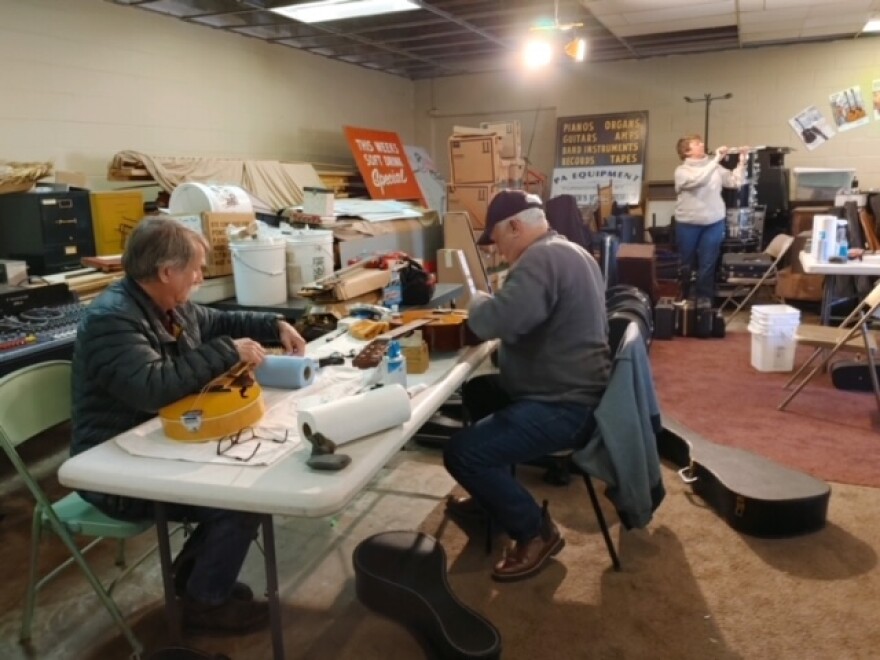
[122,215,209,281]
[514,206,548,228]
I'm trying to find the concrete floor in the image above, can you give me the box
[0,429,461,660]
[0,298,816,659]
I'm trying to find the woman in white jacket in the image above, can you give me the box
[673,135,746,302]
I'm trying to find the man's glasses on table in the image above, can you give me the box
[216,426,290,462]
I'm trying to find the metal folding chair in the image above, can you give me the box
[718,233,795,322]
[779,282,880,412]
[0,361,153,657]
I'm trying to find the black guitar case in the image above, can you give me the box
[353,531,502,660]
[830,360,880,392]
[658,418,830,537]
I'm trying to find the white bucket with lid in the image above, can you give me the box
[169,182,253,215]
[230,238,286,306]
[284,229,334,297]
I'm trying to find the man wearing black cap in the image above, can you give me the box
[444,189,611,581]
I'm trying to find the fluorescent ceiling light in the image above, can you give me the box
[864,17,880,33]
[271,0,419,24]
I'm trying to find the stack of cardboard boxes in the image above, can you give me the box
[446,122,523,291]
[446,121,525,230]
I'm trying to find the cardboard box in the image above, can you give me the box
[332,267,391,301]
[447,184,500,229]
[449,135,504,185]
[333,211,442,271]
[90,191,144,256]
[172,211,256,277]
[480,120,522,159]
[775,267,824,301]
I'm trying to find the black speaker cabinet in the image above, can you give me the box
[0,189,96,275]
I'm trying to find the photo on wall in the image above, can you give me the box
[828,86,870,131]
[788,105,835,150]
[873,79,880,120]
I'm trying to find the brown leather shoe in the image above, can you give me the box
[444,494,488,520]
[492,503,565,582]
[181,596,269,634]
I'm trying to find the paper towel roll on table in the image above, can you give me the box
[810,214,840,261]
[297,384,411,447]
[254,355,316,389]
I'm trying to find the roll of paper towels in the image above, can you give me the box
[297,384,411,447]
[810,214,839,260]
[254,355,316,389]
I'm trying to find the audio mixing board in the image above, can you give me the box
[0,283,83,377]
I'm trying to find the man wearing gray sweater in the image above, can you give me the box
[444,190,610,581]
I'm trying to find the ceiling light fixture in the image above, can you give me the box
[270,0,419,25]
[524,0,587,67]
[564,36,587,62]
[523,38,554,69]
[863,16,880,33]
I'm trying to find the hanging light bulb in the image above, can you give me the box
[523,38,554,69]
[564,36,587,62]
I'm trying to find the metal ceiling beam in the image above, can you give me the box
[410,1,510,48]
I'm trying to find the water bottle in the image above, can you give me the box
[836,220,849,259]
[817,230,828,263]
[383,266,402,309]
[383,340,407,388]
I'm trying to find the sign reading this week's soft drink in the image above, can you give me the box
[343,126,423,203]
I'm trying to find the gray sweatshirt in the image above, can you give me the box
[467,231,610,408]
[674,155,744,225]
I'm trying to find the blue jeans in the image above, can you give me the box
[675,219,725,300]
[444,375,596,542]
[82,491,260,605]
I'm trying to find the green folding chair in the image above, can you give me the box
[0,360,152,658]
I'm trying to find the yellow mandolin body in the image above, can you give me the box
[158,364,266,442]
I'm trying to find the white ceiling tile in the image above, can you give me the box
[739,9,809,24]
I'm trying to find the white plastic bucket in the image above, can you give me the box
[284,229,334,297]
[748,323,797,372]
[169,182,253,215]
[230,239,286,306]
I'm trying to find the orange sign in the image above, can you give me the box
[343,126,423,202]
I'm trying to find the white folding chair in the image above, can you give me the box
[719,234,795,322]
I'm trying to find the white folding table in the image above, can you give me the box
[59,339,496,660]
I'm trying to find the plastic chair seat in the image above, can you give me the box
[48,492,153,538]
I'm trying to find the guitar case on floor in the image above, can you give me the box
[830,360,880,392]
[658,418,830,537]
[354,531,502,660]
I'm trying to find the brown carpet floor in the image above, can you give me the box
[650,329,880,488]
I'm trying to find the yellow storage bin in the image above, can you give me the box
[90,191,144,255]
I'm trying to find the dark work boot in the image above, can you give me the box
[181,596,269,634]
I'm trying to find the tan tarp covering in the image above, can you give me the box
[109,150,323,211]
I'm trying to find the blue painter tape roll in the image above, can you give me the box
[254,355,317,389]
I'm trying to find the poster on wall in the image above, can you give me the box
[551,111,648,206]
[828,86,870,132]
[343,126,423,202]
[873,79,880,120]
[788,105,835,151]
[404,145,446,214]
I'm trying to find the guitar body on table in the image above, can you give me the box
[159,362,265,442]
